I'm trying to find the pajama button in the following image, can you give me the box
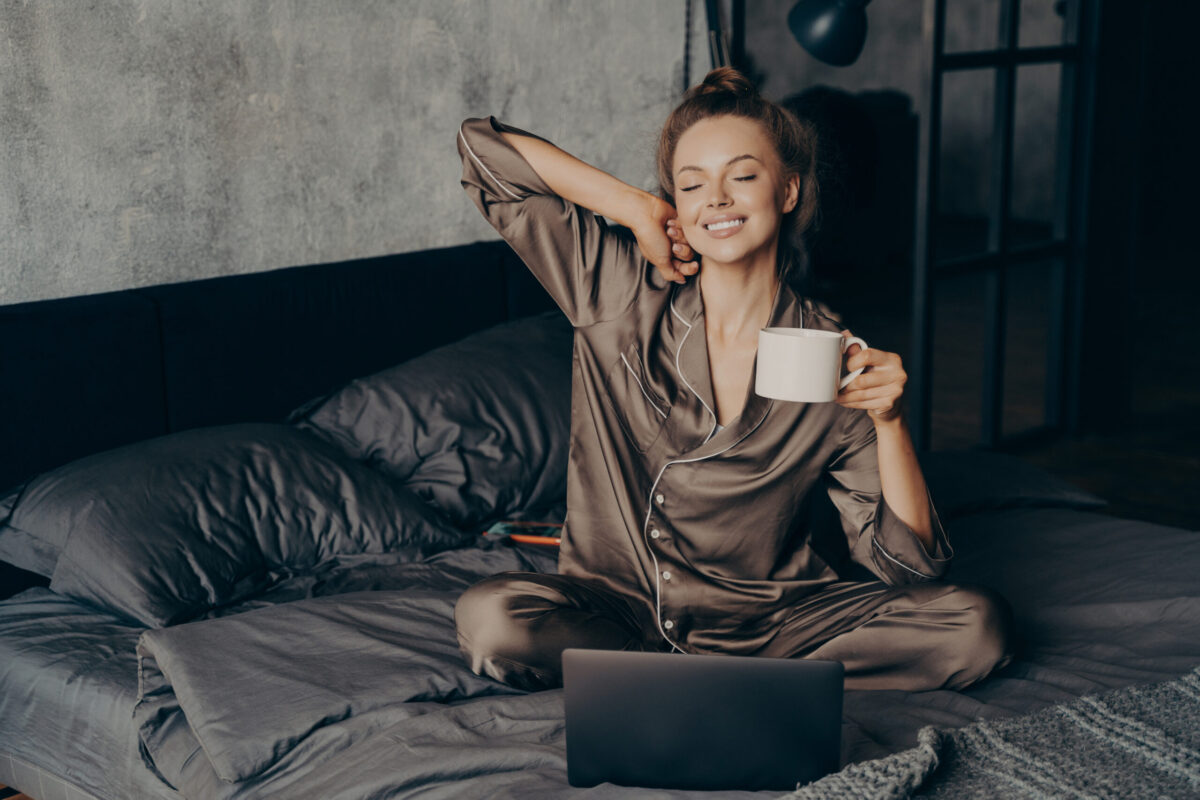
[655,493,665,505]
[650,529,661,539]
[662,571,671,581]
[663,620,674,630]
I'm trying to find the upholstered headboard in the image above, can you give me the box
[0,240,558,494]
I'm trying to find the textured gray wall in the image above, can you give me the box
[1,1,696,306]
[746,0,1064,221]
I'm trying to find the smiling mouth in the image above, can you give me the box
[704,218,745,231]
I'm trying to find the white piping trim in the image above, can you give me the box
[871,537,940,579]
[669,292,716,426]
[642,407,770,653]
[669,291,693,328]
[668,281,785,439]
[458,123,522,201]
[621,353,668,419]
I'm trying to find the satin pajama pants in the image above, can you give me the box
[454,572,1014,692]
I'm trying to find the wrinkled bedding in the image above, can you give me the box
[0,590,172,800]
[15,424,471,628]
[0,539,557,800]
[2,310,1197,799]
[4,505,1190,799]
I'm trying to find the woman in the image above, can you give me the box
[454,68,1012,692]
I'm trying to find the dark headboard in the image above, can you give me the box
[0,240,558,494]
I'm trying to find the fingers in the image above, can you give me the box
[666,220,696,263]
[657,260,698,284]
[845,346,901,373]
[673,256,699,277]
[839,368,899,391]
[658,263,684,284]
[840,364,906,398]
[672,242,697,262]
[838,341,905,411]
[636,216,697,284]
[840,329,863,358]
[639,219,697,285]
[837,384,902,405]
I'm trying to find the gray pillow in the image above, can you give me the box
[0,487,18,519]
[0,483,60,577]
[12,424,467,627]
[292,311,574,530]
[919,450,1107,519]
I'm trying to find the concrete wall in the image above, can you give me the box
[1,1,698,306]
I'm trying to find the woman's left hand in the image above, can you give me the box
[835,330,906,423]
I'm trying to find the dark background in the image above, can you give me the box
[747,0,1200,528]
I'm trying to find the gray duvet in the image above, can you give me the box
[3,506,1199,799]
[121,507,1200,799]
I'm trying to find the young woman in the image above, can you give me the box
[454,68,1012,692]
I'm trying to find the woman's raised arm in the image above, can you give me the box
[498,131,698,285]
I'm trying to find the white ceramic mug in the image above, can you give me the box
[755,327,869,403]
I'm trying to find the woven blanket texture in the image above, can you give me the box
[781,666,1200,800]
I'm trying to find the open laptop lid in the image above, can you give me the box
[563,648,843,792]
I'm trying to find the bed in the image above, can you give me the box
[2,306,1199,800]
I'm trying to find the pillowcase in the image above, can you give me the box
[292,311,574,529]
[919,450,1107,519]
[11,423,467,627]
[0,483,62,577]
[0,486,18,519]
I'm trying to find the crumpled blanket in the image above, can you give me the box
[787,665,1200,799]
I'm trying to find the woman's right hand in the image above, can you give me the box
[633,198,699,285]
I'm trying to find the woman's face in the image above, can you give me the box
[671,115,800,269]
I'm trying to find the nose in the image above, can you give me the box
[706,182,731,208]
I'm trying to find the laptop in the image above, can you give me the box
[563,648,843,792]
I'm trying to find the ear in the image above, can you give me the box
[781,173,801,215]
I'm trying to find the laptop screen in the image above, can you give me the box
[564,648,843,791]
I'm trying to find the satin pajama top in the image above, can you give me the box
[458,116,952,655]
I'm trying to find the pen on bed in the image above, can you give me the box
[481,520,563,546]
[507,533,562,545]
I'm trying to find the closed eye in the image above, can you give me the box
[734,175,757,182]
[680,185,702,192]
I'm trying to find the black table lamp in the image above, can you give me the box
[788,0,872,67]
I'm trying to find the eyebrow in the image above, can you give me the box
[676,154,761,175]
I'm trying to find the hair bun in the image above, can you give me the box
[690,66,757,99]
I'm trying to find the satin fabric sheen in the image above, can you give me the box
[456,117,1010,689]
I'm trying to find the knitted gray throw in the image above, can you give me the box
[781,666,1200,800]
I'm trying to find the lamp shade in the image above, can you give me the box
[788,0,871,67]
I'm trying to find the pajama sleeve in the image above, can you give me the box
[457,116,661,327]
[824,409,953,585]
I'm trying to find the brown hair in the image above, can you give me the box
[656,67,820,253]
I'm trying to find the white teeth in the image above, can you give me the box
[705,218,744,231]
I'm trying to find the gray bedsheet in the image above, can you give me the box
[0,590,177,800]
[849,507,1200,771]
[4,507,1199,799]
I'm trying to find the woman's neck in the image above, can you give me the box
[698,247,780,347]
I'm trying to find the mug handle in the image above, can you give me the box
[838,336,869,390]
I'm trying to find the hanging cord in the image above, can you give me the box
[682,0,693,95]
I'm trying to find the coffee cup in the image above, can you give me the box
[755,327,869,403]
